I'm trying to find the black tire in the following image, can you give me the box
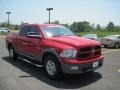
[43,54,62,79]
[114,43,120,48]
[86,71,94,74]
[104,45,108,48]
[9,46,18,60]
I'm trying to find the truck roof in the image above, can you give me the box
[22,24,62,28]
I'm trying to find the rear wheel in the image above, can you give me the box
[43,54,62,79]
[9,46,18,60]
[114,43,120,48]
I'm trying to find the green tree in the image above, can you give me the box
[0,21,8,28]
[96,24,101,30]
[69,22,78,32]
[72,22,78,32]
[14,24,18,30]
[76,21,93,32]
[114,26,120,32]
[61,24,69,28]
[106,22,114,31]
[51,20,60,24]
[0,21,13,29]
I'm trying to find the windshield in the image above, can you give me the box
[42,26,75,37]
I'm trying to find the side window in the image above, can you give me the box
[117,36,120,39]
[20,26,32,36]
[31,26,40,35]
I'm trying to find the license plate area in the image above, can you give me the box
[93,61,98,68]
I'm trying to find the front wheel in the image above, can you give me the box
[1,31,3,33]
[104,45,108,48]
[114,43,120,48]
[9,46,18,60]
[43,54,62,79]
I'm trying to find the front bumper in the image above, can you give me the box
[61,56,104,74]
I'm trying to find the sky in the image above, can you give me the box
[0,0,120,26]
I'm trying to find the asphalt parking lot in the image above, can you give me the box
[0,37,120,90]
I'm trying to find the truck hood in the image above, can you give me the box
[47,36,100,48]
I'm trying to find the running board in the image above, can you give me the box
[18,57,43,68]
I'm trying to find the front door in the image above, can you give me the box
[27,25,43,60]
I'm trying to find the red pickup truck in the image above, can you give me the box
[6,24,104,79]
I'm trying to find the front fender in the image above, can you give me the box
[42,48,62,63]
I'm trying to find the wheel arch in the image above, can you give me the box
[41,48,61,64]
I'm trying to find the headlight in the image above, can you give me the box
[60,49,77,58]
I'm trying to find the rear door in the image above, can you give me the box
[16,26,32,55]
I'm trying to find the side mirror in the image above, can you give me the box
[27,32,42,38]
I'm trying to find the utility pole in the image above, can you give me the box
[6,12,11,29]
[46,8,53,24]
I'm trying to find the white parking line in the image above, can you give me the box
[102,49,120,54]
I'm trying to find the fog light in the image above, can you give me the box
[71,66,78,70]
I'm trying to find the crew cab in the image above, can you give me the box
[6,24,104,79]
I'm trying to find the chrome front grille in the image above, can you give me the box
[77,46,101,59]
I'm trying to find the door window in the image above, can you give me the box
[31,26,40,35]
[20,26,32,36]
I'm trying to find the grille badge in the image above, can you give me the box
[92,48,95,53]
